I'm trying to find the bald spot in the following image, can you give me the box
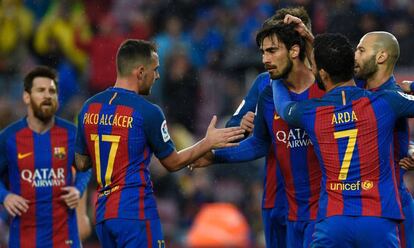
[366,32,400,66]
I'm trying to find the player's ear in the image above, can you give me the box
[133,65,145,79]
[23,91,30,105]
[376,50,388,64]
[289,44,300,59]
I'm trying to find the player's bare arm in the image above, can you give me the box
[75,153,92,172]
[3,193,29,217]
[160,115,244,172]
[76,191,92,241]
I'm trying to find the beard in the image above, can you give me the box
[354,55,378,80]
[267,58,293,80]
[31,99,58,122]
[315,72,326,91]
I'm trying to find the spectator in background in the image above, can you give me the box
[154,15,191,103]
[34,0,91,72]
[0,0,34,98]
[326,0,359,44]
[163,48,200,133]
[390,18,414,67]
[78,13,124,95]
[33,0,91,107]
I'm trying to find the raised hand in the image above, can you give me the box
[283,14,314,41]
[4,193,29,217]
[241,111,255,133]
[205,115,245,149]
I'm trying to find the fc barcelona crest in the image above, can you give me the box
[54,147,66,159]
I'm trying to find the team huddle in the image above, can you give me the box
[0,5,414,248]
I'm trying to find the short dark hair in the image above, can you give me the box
[24,66,58,93]
[116,39,157,77]
[313,33,355,84]
[256,23,306,61]
[263,6,312,31]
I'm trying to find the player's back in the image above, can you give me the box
[296,86,404,220]
[77,87,172,223]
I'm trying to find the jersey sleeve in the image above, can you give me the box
[381,90,414,118]
[272,79,304,127]
[0,131,9,203]
[75,108,89,155]
[226,73,268,127]
[143,104,175,159]
[214,90,271,163]
[213,136,269,163]
[73,168,91,196]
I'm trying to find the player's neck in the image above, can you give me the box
[284,63,314,93]
[365,68,393,90]
[326,79,356,92]
[114,77,139,94]
[26,114,55,134]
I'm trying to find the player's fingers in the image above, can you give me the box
[60,186,71,192]
[15,200,29,212]
[227,134,245,142]
[68,200,79,209]
[224,129,245,139]
[4,205,16,217]
[9,204,22,216]
[240,125,253,133]
[223,142,240,147]
[208,115,217,129]
[242,120,254,129]
[245,111,255,118]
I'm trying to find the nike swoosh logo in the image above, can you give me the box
[274,114,280,120]
[18,152,32,159]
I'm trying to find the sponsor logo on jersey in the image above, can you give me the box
[274,128,312,148]
[21,168,66,187]
[17,152,32,160]
[53,147,66,159]
[329,180,374,191]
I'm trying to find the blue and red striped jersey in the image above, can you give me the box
[366,76,412,206]
[75,87,175,223]
[274,82,414,220]
[0,117,89,247]
[256,82,323,221]
[226,72,286,212]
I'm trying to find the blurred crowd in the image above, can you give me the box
[0,0,414,247]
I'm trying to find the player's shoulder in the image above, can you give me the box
[258,84,273,102]
[256,72,270,81]
[54,117,76,132]
[254,72,271,92]
[0,118,26,141]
